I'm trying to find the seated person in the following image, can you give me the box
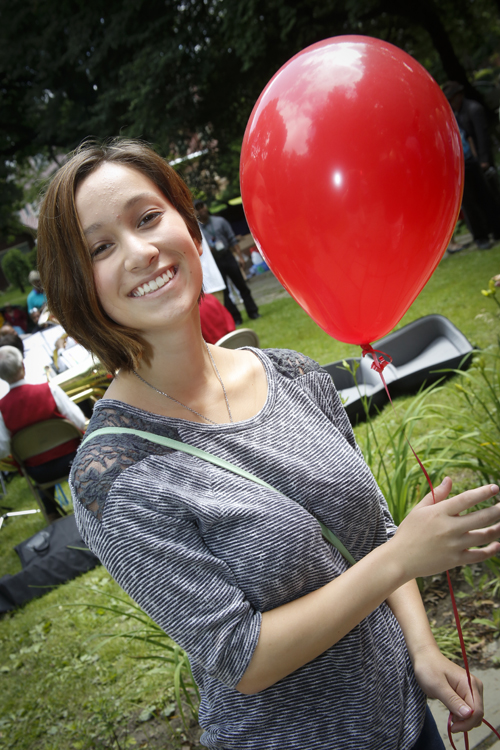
[0,346,87,523]
[27,271,47,313]
[247,249,270,277]
[2,305,27,335]
[29,307,53,333]
[199,293,236,344]
[0,327,24,356]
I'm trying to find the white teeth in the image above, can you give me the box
[132,268,175,298]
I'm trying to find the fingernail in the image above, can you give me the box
[459,706,472,717]
[491,485,499,494]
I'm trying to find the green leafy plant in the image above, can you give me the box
[346,364,464,525]
[484,556,500,599]
[430,622,477,661]
[1,248,31,293]
[481,276,500,310]
[444,347,500,488]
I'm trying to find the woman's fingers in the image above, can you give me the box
[460,501,500,530]
[449,675,484,733]
[419,476,452,506]
[463,518,500,546]
[443,484,499,517]
[462,540,500,565]
[395,483,500,579]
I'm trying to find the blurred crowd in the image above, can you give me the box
[443,81,500,252]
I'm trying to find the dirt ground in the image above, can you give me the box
[422,569,500,670]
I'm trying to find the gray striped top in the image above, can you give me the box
[71,348,426,749]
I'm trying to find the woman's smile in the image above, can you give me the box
[75,162,203,331]
[129,265,178,297]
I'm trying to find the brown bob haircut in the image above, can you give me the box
[37,138,202,373]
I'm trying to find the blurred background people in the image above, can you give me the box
[195,200,260,324]
[0,327,24,356]
[0,346,86,523]
[199,234,226,304]
[27,270,47,314]
[443,81,500,250]
[198,293,236,344]
[2,304,27,334]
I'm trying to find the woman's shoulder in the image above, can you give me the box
[71,400,181,521]
[260,348,324,379]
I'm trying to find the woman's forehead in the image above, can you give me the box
[77,162,161,201]
[75,162,167,223]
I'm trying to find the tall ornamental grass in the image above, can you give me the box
[347,365,465,525]
[443,346,500,489]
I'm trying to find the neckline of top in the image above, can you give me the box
[92,347,275,432]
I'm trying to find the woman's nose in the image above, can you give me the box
[123,235,159,271]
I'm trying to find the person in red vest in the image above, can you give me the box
[199,293,236,345]
[0,346,87,522]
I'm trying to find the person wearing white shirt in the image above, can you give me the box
[0,346,86,522]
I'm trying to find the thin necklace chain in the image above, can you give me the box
[132,342,233,425]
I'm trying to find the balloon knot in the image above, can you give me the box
[361,344,393,374]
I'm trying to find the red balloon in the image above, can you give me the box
[240,36,463,345]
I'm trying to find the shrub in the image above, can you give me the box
[1,248,31,292]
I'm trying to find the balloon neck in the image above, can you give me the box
[361,344,392,374]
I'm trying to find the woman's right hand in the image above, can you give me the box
[392,477,500,580]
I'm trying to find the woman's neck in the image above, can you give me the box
[104,312,231,423]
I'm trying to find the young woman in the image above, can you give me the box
[37,139,500,750]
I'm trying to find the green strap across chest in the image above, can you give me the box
[82,426,356,567]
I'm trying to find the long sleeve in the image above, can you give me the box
[49,383,87,431]
[72,449,262,688]
[219,217,237,248]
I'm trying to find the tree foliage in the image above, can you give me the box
[1,248,31,292]
[0,0,499,210]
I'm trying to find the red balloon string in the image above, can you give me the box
[361,344,500,749]
[360,344,393,372]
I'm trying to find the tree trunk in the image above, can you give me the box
[372,0,493,112]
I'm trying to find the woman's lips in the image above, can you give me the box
[130,266,177,297]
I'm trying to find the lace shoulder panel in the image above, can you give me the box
[262,348,323,379]
[71,402,182,522]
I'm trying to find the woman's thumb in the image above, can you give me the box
[419,477,452,507]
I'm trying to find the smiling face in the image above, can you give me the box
[75,162,203,338]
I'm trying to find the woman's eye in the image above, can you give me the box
[91,243,112,260]
[139,211,161,227]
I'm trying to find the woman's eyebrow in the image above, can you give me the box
[83,193,162,236]
[83,221,103,237]
[123,192,160,211]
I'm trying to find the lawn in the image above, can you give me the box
[246,244,500,361]
[1,244,499,750]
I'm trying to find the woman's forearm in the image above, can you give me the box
[386,579,438,662]
[237,480,500,695]
[237,537,407,694]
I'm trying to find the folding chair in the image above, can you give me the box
[11,419,82,525]
[216,328,260,349]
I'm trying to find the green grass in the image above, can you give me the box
[0,287,29,308]
[0,571,193,749]
[1,243,499,749]
[246,244,500,361]
[0,477,48,576]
